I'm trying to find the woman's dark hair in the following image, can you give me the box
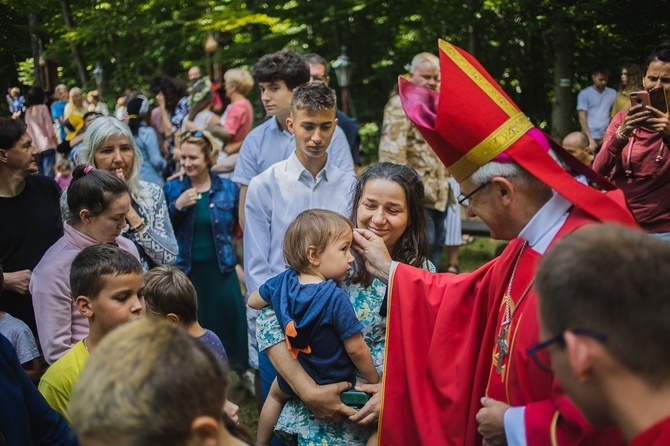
[25,86,45,109]
[349,162,429,287]
[644,41,670,75]
[67,165,129,226]
[149,77,187,112]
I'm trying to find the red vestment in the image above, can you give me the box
[379,207,627,445]
[629,416,670,446]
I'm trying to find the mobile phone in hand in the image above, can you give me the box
[341,390,370,409]
[630,91,651,110]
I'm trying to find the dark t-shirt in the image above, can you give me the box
[0,175,63,334]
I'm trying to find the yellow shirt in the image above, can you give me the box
[38,340,89,422]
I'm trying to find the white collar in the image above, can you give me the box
[518,191,572,255]
[285,151,330,182]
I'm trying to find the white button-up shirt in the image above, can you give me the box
[243,151,356,295]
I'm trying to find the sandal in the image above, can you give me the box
[447,264,461,274]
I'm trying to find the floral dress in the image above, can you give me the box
[256,262,435,445]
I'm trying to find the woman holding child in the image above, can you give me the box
[256,162,432,444]
[31,166,140,364]
[164,130,248,374]
[63,117,178,270]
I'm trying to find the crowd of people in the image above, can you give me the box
[0,38,669,446]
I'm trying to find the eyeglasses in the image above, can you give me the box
[181,130,204,138]
[181,130,213,146]
[527,328,608,373]
[457,181,491,207]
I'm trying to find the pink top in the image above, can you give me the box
[25,105,56,152]
[221,98,253,143]
[55,174,72,190]
[29,223,140,364]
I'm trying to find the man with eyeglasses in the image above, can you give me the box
[534,225,670,446]
[353,40,637,446]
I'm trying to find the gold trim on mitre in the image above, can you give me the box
[438,40,534,182]
[449,112,533,182]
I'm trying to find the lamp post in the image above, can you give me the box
[92,64,104,100]
[332,46,353,115]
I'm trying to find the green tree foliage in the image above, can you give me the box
[1,0,668,130]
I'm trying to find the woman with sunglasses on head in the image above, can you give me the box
[62,116,178,270]
[164,130,248,374]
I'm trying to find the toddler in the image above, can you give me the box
[249,209,380,446]
[54,156,72,190]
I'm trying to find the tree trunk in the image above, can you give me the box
[28,14,42,87]
[467,0,482,57]
[59,0,88,85]
[550,9,575,141]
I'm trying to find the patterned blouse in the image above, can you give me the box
[256,262,435,445]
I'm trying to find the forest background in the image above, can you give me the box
[1,0,669,162]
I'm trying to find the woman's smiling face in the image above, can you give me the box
[356,179,409,252]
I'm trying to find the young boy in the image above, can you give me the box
[249,209,380,446]
[38,244,145,420]
[0,265,41,382]
[143,265,228,364]
[534,225,670,445]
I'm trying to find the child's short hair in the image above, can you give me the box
[251,50,310,91]
[143,266,197,325]
[224,68,254,96]
[536,225,670,387]
[68,319,230,446]
[283,209,353,274]
[70,244,143,300]
[290,81,337,116]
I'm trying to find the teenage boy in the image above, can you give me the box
[231,50,354,229]
[535,225,670,445]
[304,53,361,171]
[244,82,357,404]
[38,244,145,420]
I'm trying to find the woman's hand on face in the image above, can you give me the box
[352,229,392,284]
[175,187,200,211]
[348,382,381,425]
[621,104,652,134]
[114,168,126,182]
[155,92,166,109]
[642,106,670,137]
